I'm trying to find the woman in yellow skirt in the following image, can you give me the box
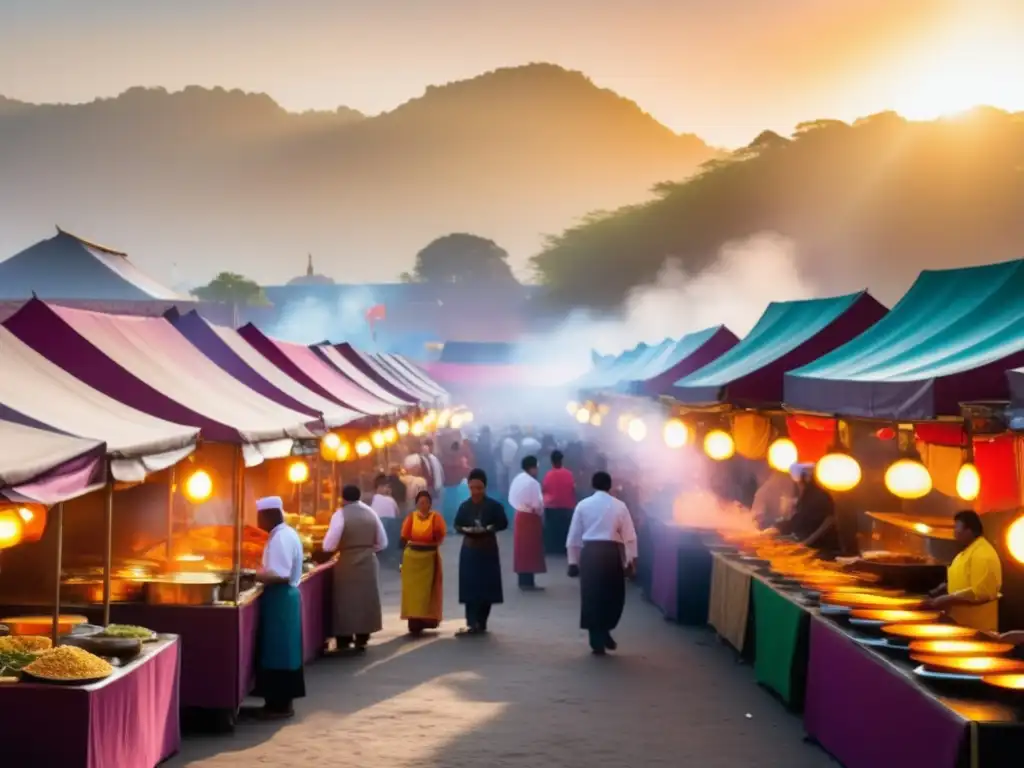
[401,490,447,635]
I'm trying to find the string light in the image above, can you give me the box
[703,430,735,461]
[663,419,689,449]
[184,470,214,502]
[287,461,310,484]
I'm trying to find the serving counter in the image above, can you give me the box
[648,519,713,625]
[0,635,181,768]
[804,615,1024,768]
[0,559,335,721]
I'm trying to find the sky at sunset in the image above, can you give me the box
[1,0,1023,147]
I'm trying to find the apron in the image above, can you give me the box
[332,504,384,637]
[513,511,547,574]
[259,582,303,671]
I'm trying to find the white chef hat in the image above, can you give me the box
[255,496,283,511]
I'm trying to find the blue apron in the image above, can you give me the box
[259,582,303,671]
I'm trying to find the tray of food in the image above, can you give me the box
[20,645,114,685]
[101,624,157,642]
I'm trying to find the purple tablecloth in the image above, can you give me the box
[299,560,334,663]
[804,617,969,768]
[650,522,682,619]
[0,636,181,768]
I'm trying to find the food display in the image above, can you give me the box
[882,624,979,641]
[820,592,924,609]
[982,674,1024,691]
[0,615,87,636]
[22,645,114,683]
[908,639,1014,657]
[849,609,941,624]
[102,624,155,641]
[910,654,1024,675]
[0,635,52,653]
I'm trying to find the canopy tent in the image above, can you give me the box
[0,325,198,482]
[0,420,106,504]
[328,343,423,403]
[377,354,441,399]
[167,310,360,428]
[382,354,448,400]
[672,291,887,407]
[786,261,1024,420]
[312,344,416,408]
[618,326,740,396]
[575,340,675,394]
[3,300,315,462]
[0,227,184,302]
[237,325,396,417]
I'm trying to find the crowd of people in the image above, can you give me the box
[245,425,640,719]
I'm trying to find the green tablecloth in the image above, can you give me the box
[751,578,810,708]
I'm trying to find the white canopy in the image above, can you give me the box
[0,419,105,503]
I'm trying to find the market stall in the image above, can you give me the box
[646,292,887,626]
[325,342,426,403]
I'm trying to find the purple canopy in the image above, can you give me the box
[0,420,106,504]
[327,343,422,403]
[167,310,360,428]
[4,299,316,453]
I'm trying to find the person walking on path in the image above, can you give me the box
[542,449,576,555]
[251,496,306,719]
[510,455,546,590]
[400,490,447,635]
[322,485,388,652]
[454,468,509,635]
[567,471,638,655]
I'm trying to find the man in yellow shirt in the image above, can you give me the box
[925,510,1002,633]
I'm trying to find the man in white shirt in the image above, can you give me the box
[566,471,638,656]
[253,496,306,718]
[370,474,401,564]
[322,485,389,651]
[421,439,446,510]
[509,455,547,589]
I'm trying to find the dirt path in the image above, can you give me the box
[169,533,834,767]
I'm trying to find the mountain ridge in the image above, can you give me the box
[0,63,718,286]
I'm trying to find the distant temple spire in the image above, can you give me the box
[306,253,314,277]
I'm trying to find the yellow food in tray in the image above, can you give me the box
[0,635,53,653]
[23,645,113,681]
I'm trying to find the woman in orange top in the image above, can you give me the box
[400,490,447,635]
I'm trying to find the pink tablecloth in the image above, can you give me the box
[0,636,181,768]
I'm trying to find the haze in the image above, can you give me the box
[3,0,1022,148]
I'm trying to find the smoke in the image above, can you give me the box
[516,231,817,381]
[265,286,378,347]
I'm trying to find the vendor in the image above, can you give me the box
[925,510,1002,633]
[775,464,839,554]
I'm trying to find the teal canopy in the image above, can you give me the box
[786,260,1024,419]
[672,292,886,406]
[618,326,739,396]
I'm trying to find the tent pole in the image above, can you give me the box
[102,480,114,626]
[165,465,175,563]
[233,446,243,605]
[51,502,64,647]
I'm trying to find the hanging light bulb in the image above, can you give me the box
[956,462,980,501]
[1007,516,1024,564]
[0,509,24,550]
[424,410,438,425]
[576,407,591,424]
[884,459,932,500]
[704,430,735,461]
[450,414,464,429]
[335,441,352,461]
[411,421,426,437]
[767,438,798,472]
[438,409,452,428]
[322,433,341,451]
[355,439,373,457]
[566,401,579,416]
[815,453,862,492]
[396,419,411,436]
[590,412,603,427]
[627,418,647,442]
[287,460,310,484]
[384,426,398,444]
[371,430,386,448]
[462,410,475,423]
[184,469,214,502]
[663,419,689,449]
